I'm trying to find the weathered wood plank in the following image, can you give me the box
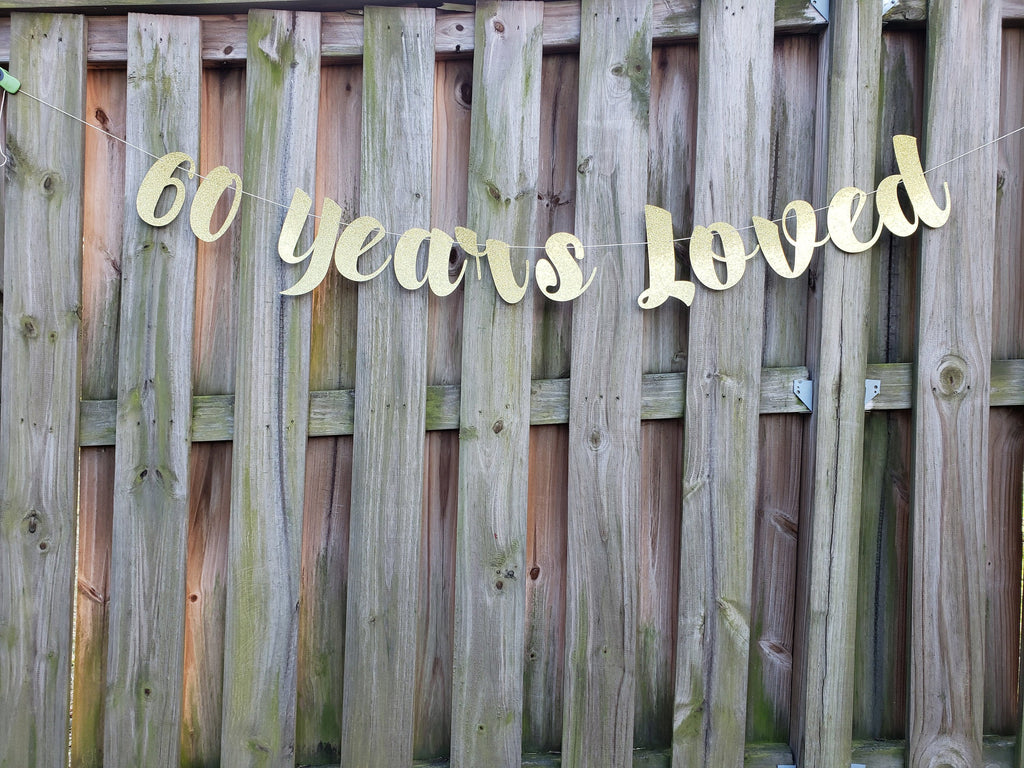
[71,67,125,768]
[450,4,542,765]
[673,0,773,764]
[182,63,244,768]
[991,24,1024,744]
[77,360,1024,446]
[745,34,817,744]
[853,28,922,741]
[560,0,650,764]
[219,11,318,767]
[340,8,433,767]
[0,14,85,768]
[884,0,1024,23]
[294,61,361,767]
[102,14,200,766]
[908,1,1000,765]
[522,51,577,755]
[413,55,471,761]
[0,2,827,62]
[636,40,698,749]
[794,1,882,764]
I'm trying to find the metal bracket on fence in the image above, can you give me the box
[809,0,829,22]
[882,0,898,13]
[778,764,865,768]
[793,378,813,412]
[865,379,881,407]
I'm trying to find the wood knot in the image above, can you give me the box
[577,155,593,175]
[492,18,504,33]
[492,419,504,434]
[932,354,969,399]
[20,315,39,338]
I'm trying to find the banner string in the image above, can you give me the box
[8,85,1024,252]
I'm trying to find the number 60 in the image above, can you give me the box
[135,151,243,243]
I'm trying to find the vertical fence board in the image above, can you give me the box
[220,11,319,767]
[635,42,697,749]
[854,28,923,741]
[523,52,577,754]
[414,55,470,761]
[745,35,817,744]
[182,64,244,768]
[450,3,543,765]
[295,62,360,766]
[0,14,85,768]
[103,14,200,765]
[340,8,433,766]
[561,1,650,764]
[673,0,773,764]
[794,2,881,765]
[989,27,1024,740]
[73,67,125,768]
[908,2,1000,765]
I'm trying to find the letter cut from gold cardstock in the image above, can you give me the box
[637,205,693,308]
[752,199,828,279]
[190,165,243,243]
[689,221,758,290]
[393,227,465,296]
[136,151,196,227]
[335,217,389,282]
[279,188,344,296]
[538,232,597,303]
[455,227,528,304]
[827,187,884,253]
[890,134,951,228]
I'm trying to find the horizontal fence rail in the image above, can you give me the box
[76,359,1024,445]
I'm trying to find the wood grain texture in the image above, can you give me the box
[0,14,85,768]
[561,1,649,764]
[673,0,772,764]
[103,14,200,766]
[522,52,577,755]
[294,62,360,766]
[182,64,244,768]
[72,67,126,768]
[101,13,199,768]
[908,1,1000,766]
[413,56,470,762]
[989,27,1024,741]
[339,8,433,767]
[449,4,543,765]
[793,2,882,765]
[219,11,318,767]
[0,3,827,61]
[853,28,923,741]
[745,35,817,744]
[531,52,577,382]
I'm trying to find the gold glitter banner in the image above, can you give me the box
[134,134,949,309]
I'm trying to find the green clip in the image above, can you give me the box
[0,67,20,94]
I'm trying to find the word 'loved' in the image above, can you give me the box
[134,135,949,308]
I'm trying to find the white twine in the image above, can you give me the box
[11,86,1024,251]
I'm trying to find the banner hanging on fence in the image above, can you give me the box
[134,133,950,309]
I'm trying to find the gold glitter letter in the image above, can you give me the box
[136,151,196,227]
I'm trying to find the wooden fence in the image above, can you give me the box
[0,1,1022,767]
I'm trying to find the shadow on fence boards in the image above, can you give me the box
[0,0,1023,766]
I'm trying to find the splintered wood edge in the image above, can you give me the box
[76,358,1024,445]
